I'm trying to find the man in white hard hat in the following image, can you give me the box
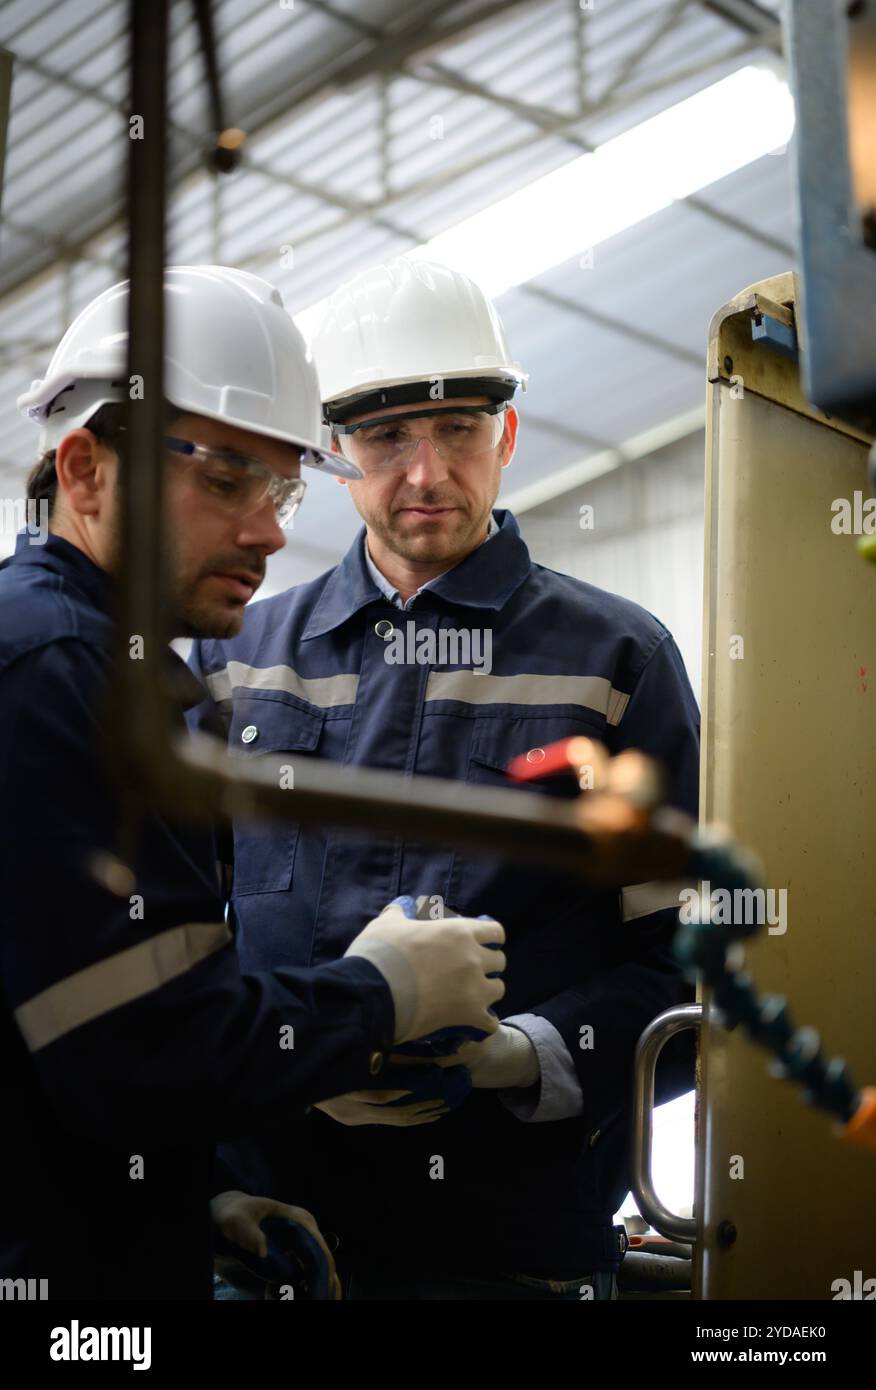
[189,256,698,1300]
[0,264,505,1300]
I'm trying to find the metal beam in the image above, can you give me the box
[306,0,593,154]
[308,0,542,84]
[0,0,541,302]
[502,404,706,515]
[599,0,693,108]
[1,211,122,272]
[405,5,780,141]
[401,32,768,172]
[522,284,705,370]
[1,0,791,311]
[407,59,795,267]
[574,0,588,111]
[187,68,796,291]
[3,43,365,221]
[698,0,782,49]
[683,192,795,259]
[520,409,610,452]
[0,47,11,216]
[0,0,108,49]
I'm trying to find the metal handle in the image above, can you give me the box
[629,1003,701,1245]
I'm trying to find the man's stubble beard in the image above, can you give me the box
[356,477,499,566]
[172,550,246,640]
[102,493,245,639]
[383,511,477,564]
[143,525,246,640]
[175,593,244,641]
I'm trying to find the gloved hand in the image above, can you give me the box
[211,1190,341,1300]
[344,897,505,1043]
[314,1062,471,1126]
[393,1024,540,1090]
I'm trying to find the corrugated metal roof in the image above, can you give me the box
[1,0,794,589]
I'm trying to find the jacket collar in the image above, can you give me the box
[9,529,113,614]
[301,508,532,640]
[7,531,204,711]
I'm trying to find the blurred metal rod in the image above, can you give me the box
[174,733,695,884]
[108,0,171,859]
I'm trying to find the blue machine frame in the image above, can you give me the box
[785,0,876,429]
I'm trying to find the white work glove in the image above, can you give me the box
[344,900,505,1043]
[210,1190,341,1300]
[397,1023,540,1090]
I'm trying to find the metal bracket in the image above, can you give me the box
[751,307,798,361]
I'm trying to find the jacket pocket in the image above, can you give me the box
[228,695,325,895]
[444,710,611,917]
[467,711,607,795]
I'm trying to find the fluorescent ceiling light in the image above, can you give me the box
[295,64,794,338]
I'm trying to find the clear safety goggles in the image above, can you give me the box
[164,436,307,527]
[332,402,508,475]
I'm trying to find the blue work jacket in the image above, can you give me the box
[0,532,394,1299]
[188,509,700,1276]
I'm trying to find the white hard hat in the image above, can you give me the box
[312,256,527,422]
[17,264,362,479]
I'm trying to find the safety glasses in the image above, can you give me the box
[332,403,508,475]
[164,436,307,527]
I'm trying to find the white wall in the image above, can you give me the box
[507,429,706,702]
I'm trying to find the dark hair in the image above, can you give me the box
[26,399,182,518]
[26,402,127,519]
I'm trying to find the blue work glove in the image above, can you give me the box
[212,1192,338,1300]
[376,1063,472,1109]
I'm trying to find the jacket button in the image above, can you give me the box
[368,1050,384,1076]
[241,724,258,744]
[374,619,395,639]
